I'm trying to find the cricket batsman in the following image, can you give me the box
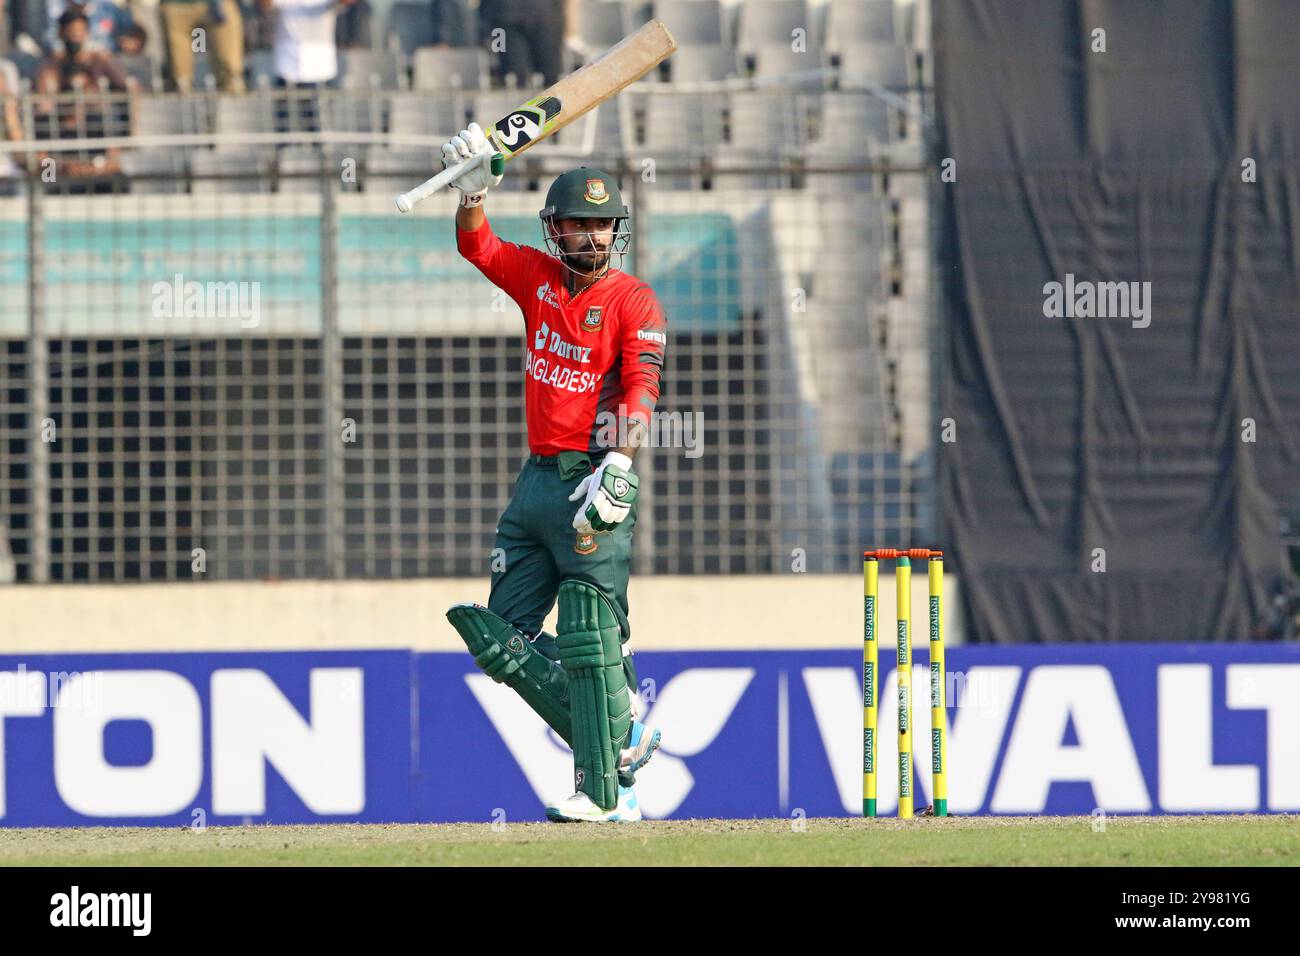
[441,123,668,822]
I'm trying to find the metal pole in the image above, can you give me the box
[27,175,49,583]
[320,148,345,578]
[627,157,655,572]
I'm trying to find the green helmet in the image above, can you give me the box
[539,167,630,220]
[539,167,632,274]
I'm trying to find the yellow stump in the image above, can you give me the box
[896,556,913,819]
[863,557,878,816]
[929,556,947,816]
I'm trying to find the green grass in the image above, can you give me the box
[1,816,1297,866]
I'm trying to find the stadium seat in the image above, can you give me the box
[838,43,910,90]
[727,90,803,148]
[338,50,402,90]
[823,0,896,51]
[653,0,724,44]
[213,94,278,138]
[574,0,630,51]
[640,93,715,189]
[714,90,805,189]
[666,44,738,82]
[119,149,188,194]
[816,91,892,147]
[320,91,386,152]
[800,91,894,195]
[412,47,489,91]
[133,95,208,137]
[387,91,466,140]
[119,54,160,92]
[363,146,439,195]
[385,1,437,56]
[751,42,823,88]
[189,151,272,194]
[277,146,356,193]
[735,0,810,57]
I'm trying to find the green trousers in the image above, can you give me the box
[488,452,636,644]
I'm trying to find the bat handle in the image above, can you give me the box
[394,151,489,214]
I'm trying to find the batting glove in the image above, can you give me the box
[441,123,503,207]
[569,452,639,534]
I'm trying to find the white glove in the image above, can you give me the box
[440,122,503,206]
[569,452,637,535]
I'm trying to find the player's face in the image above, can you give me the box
[554,217,616,273]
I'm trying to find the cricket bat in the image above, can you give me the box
[395,19,676,213]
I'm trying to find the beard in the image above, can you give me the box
[562,245,610,273]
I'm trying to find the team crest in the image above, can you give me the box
[575,532,598,554]
[583,306,603,331]
[585,179,609,204]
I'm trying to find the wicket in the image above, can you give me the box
[863,549,947,818]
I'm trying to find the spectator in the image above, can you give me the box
[46,0,134,53]
[0,57,27,190]
[334,0,368,49]
[8,0,48,54]
[244,0,274,50]
[36,9,128,92]
[161,0,244,91]
[258,0,355,88]
[479,0,563,87]
[429,0,469,47]
[117,21,145,55]
[35,60,124,190]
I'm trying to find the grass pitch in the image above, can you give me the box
[1,815,1296,866]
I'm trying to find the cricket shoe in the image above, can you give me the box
[545,786,641,823]
[619,721,662,774]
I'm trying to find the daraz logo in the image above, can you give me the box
[535,283,560,309]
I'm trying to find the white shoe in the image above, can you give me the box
[619,722,662,774]
[545,786,642,823]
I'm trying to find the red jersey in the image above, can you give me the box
[458,217,667,456]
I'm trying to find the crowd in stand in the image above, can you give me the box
[0,0,568,95]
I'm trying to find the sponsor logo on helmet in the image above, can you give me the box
[585,179,610,204]
[575,532,598,554]
[583,306,603,331]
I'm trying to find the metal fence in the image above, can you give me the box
[0,89,939,583]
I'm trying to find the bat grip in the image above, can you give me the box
[394,151,490,214]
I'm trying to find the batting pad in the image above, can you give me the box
[447,603,573,747]
[555,580,633,810]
